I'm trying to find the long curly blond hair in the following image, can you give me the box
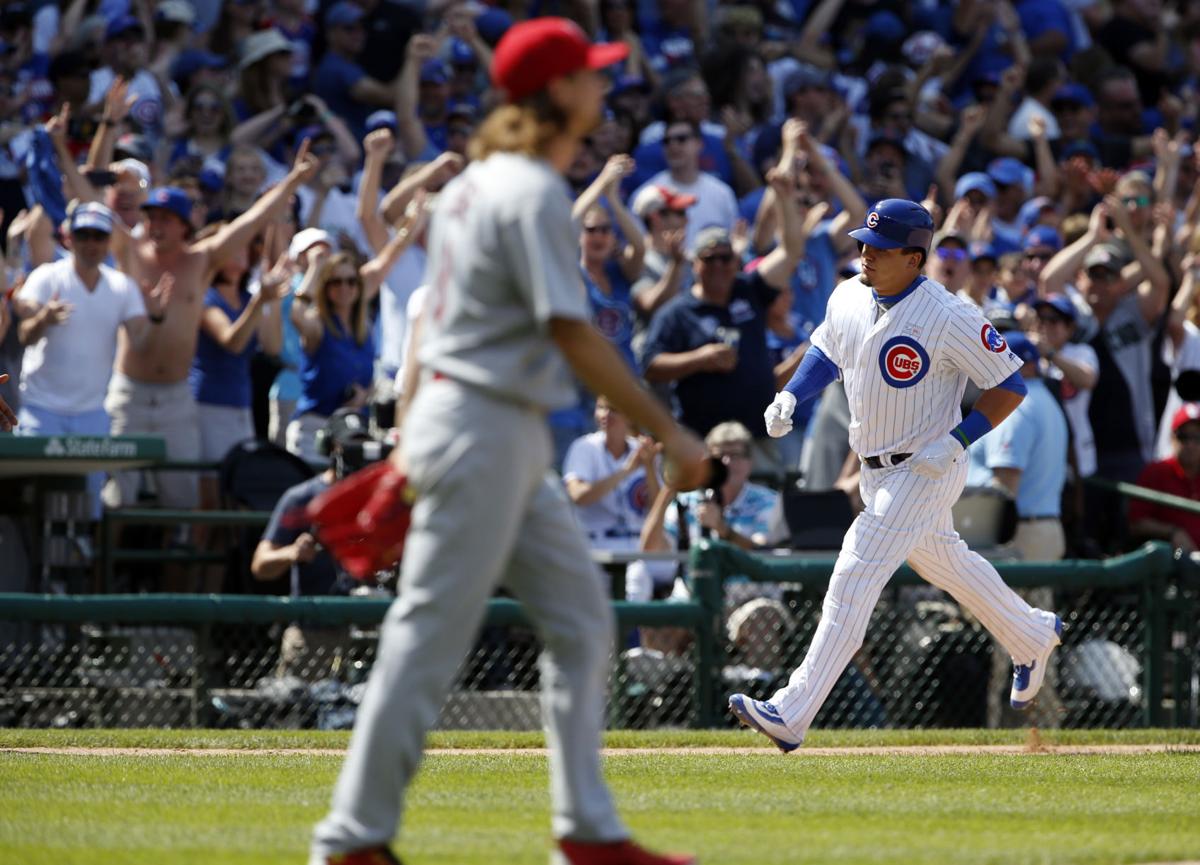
[468,92,570,161]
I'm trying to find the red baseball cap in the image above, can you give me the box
[632,184,699,218]
[491,17,628,103]
[1172,403,1200,434]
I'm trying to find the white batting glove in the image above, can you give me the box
[764,391,797,438]
[909,434,963,480]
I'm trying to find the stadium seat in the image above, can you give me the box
[782,488,855,551]
[219,439,316,594]
[219,439,315,511]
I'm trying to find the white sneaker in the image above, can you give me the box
[728,694,802,752]
[1010,615,1063,709]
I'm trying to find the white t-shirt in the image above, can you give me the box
[1007,97,1061,141]
[632,170,739,253]
[296,185,371,257]
[1043,341,1098,476]
[1156,320,1200,459]
[379,245,427,375]
[18,258,145,414]
[89,68,162,133]
[394,284,427,398]
[562,431,653,546]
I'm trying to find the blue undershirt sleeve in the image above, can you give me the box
[949,373,1027,449]
[783,345,839,405]
[996,371,1027,397]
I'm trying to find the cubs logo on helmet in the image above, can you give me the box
[980,323,1007,353]
[866,211,880,228]
[878,335,930,388]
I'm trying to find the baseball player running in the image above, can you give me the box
[307,18,708,865]
[729,199,1063,751]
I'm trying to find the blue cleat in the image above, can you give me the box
[728,694,802,753]
[1011,615,1064,709]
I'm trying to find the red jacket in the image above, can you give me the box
[1128,457,1200,547]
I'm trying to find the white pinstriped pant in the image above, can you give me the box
[771,452,1059,738]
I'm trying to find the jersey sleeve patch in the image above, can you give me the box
[981,323,1008,353]
[878,335,930,388]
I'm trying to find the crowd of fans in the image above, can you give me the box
[4,0,1200,600]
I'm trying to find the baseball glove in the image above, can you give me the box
[304,461,416,580]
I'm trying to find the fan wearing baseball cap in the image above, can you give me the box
[1031,294,1098,478]
[1129,403,1200,553]
[308,17,705,865]
[631,184,697,319]
[100,142,320,520]
[11,202,169,519]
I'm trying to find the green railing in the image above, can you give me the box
[99,508,273,592]
[689,540,1193,727]
[2,543,1196,731]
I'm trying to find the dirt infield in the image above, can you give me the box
[5,743,1200,758]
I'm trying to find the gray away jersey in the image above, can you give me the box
[416,153,591,411]
[810,275,1024,458]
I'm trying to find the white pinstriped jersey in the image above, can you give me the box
[810,275,1024,459]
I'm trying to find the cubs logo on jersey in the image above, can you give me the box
[981,323,1008,353]
[878,335,930,388]
[626,475,650,516]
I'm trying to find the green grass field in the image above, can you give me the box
[2,729,1198,865]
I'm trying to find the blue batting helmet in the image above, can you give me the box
[849,199,934,252]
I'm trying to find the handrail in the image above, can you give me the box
[104,508,273,526]
[1084,475,1200,517]
[687,539,1175,590]
[0,593,706,628]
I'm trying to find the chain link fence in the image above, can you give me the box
[0,598,711,731]
[714,583,1147,731]
[0,542,1194,731]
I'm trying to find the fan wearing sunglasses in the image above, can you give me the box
[926,230,970,294]
[643,160,807,444]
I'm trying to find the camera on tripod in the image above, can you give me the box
[702,454,729,505]
[314,408,395,479]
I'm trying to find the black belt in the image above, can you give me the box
[863,452,912,469]
[1018,515,1059,522]
[589,529,641,540]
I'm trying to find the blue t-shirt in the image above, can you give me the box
[1016,0,1077,60]
[271,288,305,403]
[968,378,1069,517]
[766,311,815,431]
[312,53,369,139]
[263,474,346,596]
[296,317,375,418]
[642,271,779,438]
[738,187,765,227]
[791,222,838,329]
[954,25,1015,101]
[584,259,637,369]
[167,137,231,171]
[640,22,695,73]
[190,287,256,409]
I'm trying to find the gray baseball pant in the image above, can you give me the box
[310,378,626,861]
